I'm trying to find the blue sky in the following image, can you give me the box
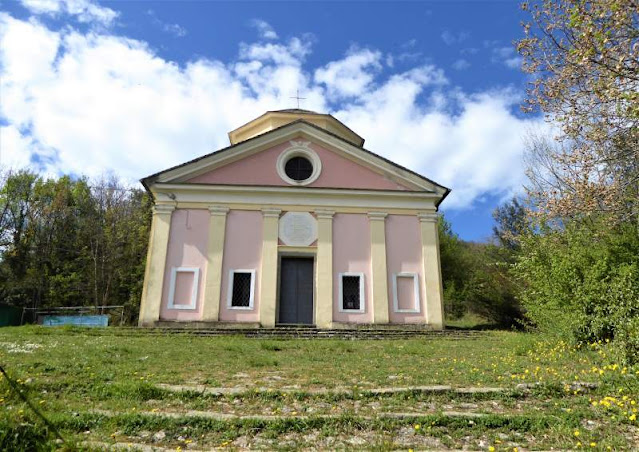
[0,0,545,241]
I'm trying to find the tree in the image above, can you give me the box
[439,215,523,327]
[518,0,639,221]
[0,172,152,323]
[492,197,528,251]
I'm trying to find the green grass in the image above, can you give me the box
[0,326,638,450]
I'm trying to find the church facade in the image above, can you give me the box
[138,110,450,329]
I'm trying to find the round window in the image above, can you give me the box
[276,142,322,186]
[284,156,313,181]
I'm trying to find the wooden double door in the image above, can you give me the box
[278,257,314,325]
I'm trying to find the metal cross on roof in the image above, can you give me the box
[290,89,306,109]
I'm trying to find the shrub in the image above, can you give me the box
[515,220,639,363]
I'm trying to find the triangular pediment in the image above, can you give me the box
[142,120,449,198]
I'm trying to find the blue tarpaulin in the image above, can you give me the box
[41,315,109,327]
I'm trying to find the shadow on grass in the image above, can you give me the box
[445,313,524,331]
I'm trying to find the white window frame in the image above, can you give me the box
[227,269,256,310]
[392,272,421,313]
[168,267,199,310]
[338,272,365,313]
[275,143,322,186]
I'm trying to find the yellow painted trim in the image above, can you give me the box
[201,206,229,322]
[138,204,175,326]
[259,208,281,328]
[153,182,439,210]
[173,202,424,216]
[228,111,364,147]
[315,210,334,329]
[418,213,445,330]
[278,245,317,254]
[368,212,390,324]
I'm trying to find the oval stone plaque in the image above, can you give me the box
[279,212,317,246]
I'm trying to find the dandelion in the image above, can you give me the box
[590,442,596,447]
[574,430,580,437]
[489,447,495,452]
[629,414,637,421]
[414,424,420,430]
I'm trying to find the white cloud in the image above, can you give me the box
[0,11,544,211]
[385,53,394,68]
[452,59,470,71]
[20,0,118,26]
[250,19,278,40]
[0,125,36,169]
[239,37,311,66]
[441,30,470,46]
[491,46,522,70]
[314,48,383,99]
[20,0,61,14]
[147,9,187,38]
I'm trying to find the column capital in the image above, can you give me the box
[208,205,230,216]
[418,212,439,223]
[315,209,335,220]
[153,203,176,215]
[367,211,388,221]
[261,208,282,218]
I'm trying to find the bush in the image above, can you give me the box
[515,220,639,363]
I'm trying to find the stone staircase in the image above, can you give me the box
[140,324,485,340]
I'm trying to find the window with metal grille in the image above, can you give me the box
[231,272,253,308]
[341,274,362,311]
[284,156,313,181]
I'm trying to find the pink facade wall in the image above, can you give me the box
[385,215,426,324]
[218,210,263,322]
[160,209,209,321]
[332,214,373,323]
[187,139,411,191]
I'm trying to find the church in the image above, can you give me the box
[138,110,450,329]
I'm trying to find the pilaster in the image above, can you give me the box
[368,212,389,324]
[259,208,281,328]
[418,212,445,330]
[202,206,229,322]
[139,203,175,326]
[315,210,335,329]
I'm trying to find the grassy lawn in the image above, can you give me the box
[0,326,638,450]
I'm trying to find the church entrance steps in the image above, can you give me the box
[146,324,485,340]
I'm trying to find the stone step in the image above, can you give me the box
[139,327,485,340]
[90,408,490,422]
[155,383,510,398]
